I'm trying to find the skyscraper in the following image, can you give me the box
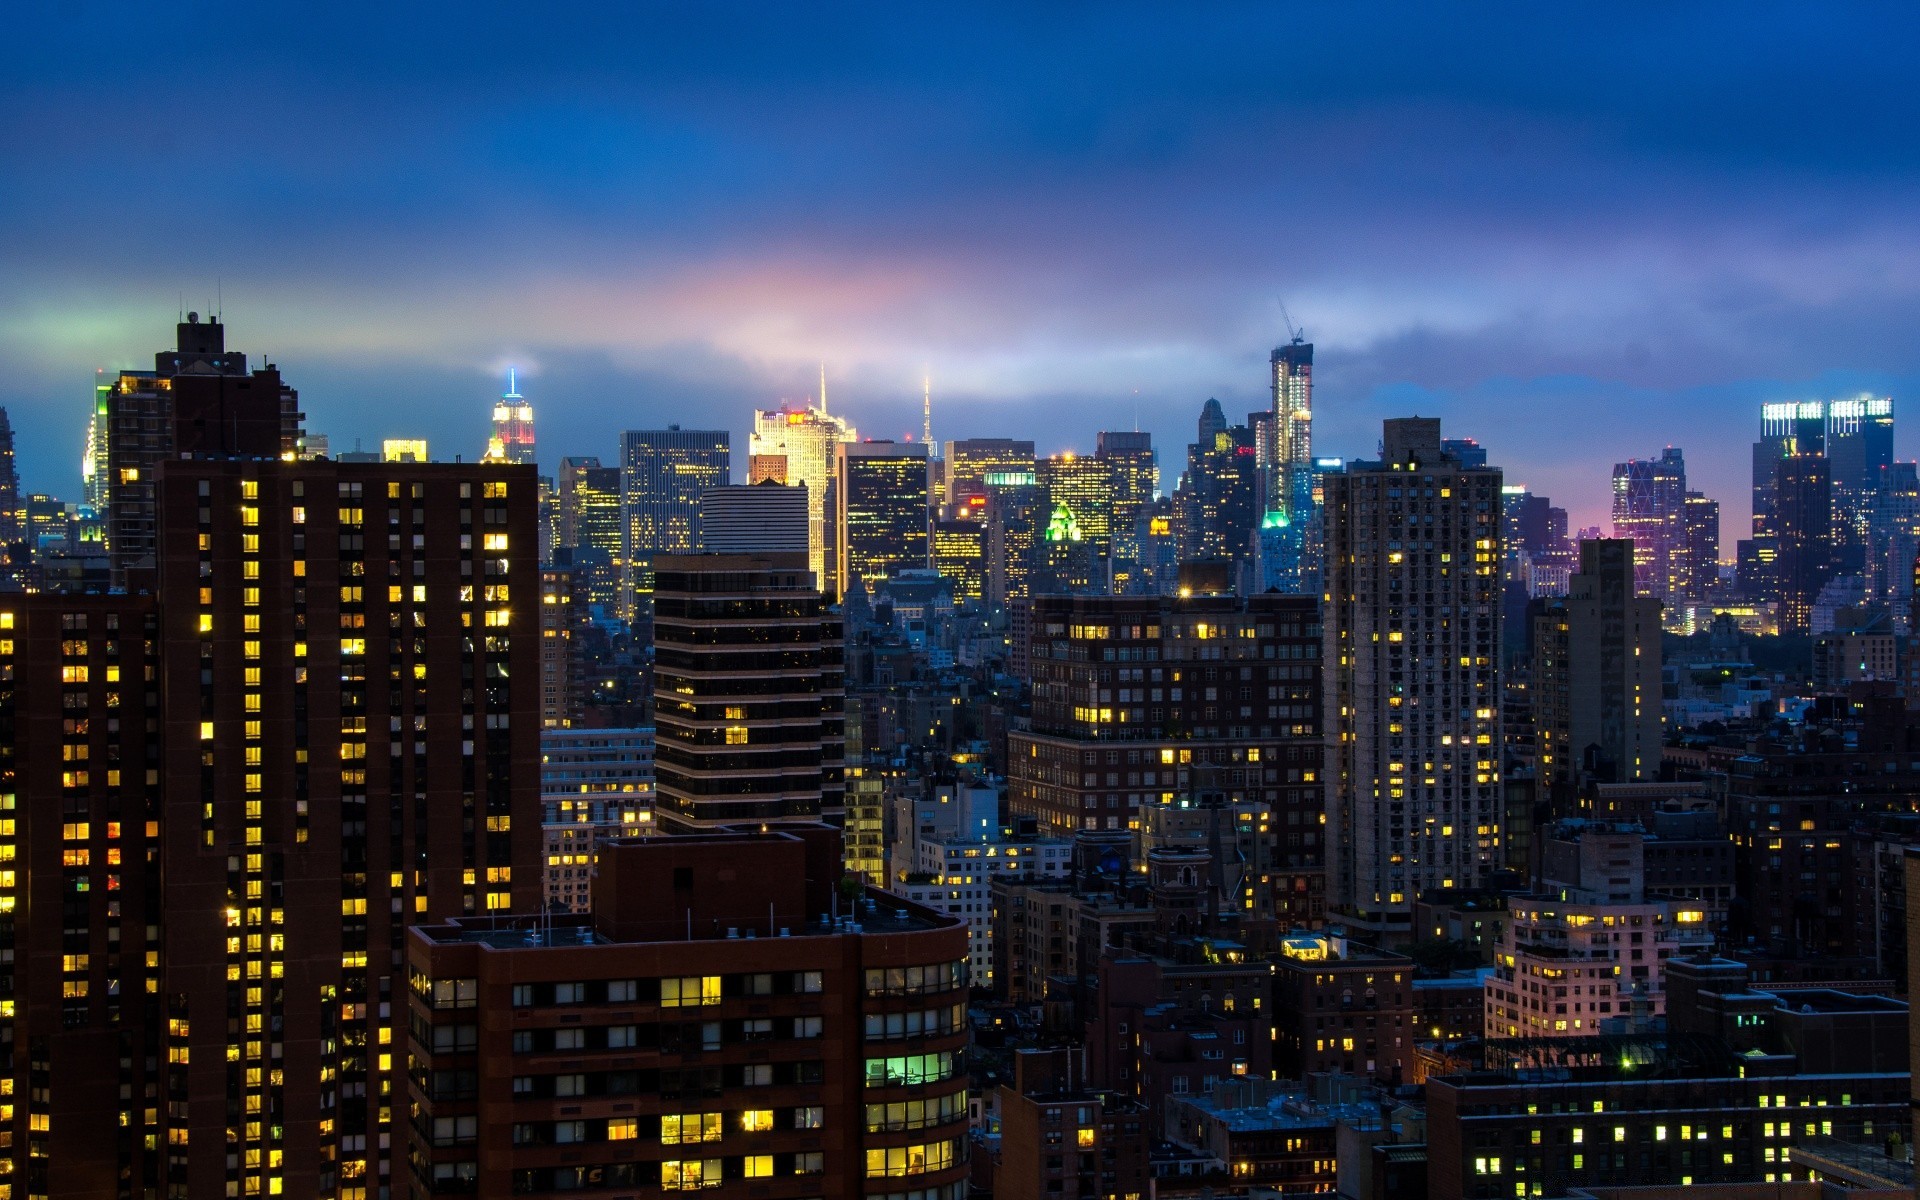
[1610,447,1688,600]
[1775,451,1835,632]
[488,367,536,465]
[699,480,809,556]
[832,440,930,595]
[652,553,844,827]
[1322,418,1504,936]
[0,407,19,552]
[748,404,855,586]
[1532,539,1664,792]
[1097,431,1157,594]
[622,426,730,598]
[1174,399,1258,581]
[943,438,1036,508]
[1264,338,1318,594]
[1035,451,1113,570]
[0,451,544,1196]
[102,313,304,586]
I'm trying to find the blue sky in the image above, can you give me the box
[6,2,1920,536]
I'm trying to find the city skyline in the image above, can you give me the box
[8,5,1920,537]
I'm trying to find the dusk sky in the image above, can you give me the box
[7,3,1920,538]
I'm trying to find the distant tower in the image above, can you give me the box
[490,368,537,465]
[0,407,19,549]
[1266,335,1316,591]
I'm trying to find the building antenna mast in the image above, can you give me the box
[819,362,828,416]
[922,371,932,455]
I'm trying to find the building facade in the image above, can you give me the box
[1322,418,1504,935]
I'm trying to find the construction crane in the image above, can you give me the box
[1277,300,1305,346]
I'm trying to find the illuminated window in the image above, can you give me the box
[661,976,722,1007]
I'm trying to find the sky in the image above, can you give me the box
[6,2,1920,539]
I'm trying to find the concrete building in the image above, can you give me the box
[404,828,971,1200]
[651,554,844,827]
[700,479,810,558]
[1323,418,1505,936]
[1484,823,1712,1040]
[993,1048,1149,1200]
[1532,539,1664,791]
[833,440,931,597]
[539,728,656,912]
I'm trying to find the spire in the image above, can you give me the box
[922,372,933,456]
[505,367,521,400]
[818,362,828,415]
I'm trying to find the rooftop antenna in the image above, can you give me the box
[215,279,221,322]
[819,362,828,415]
[922,370,933,455]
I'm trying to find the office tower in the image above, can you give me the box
[943,438,1036,508]
[652,554,844,827]
[1870,462,1920,627]
[103,313,304,586]
[1097,432,1156,594]
[1007,592,1325,925]
[749,404,855,585]
[931,518,986,603]
[699,480,809,557]
[1827,393,1895,496]
[832,441,930,596]
[1748,401,1827,597]
[1260,339,1318,594]
[1439,437,1487,468]
[1609,447,1689,600]
[403,828,970,1199]
[1174,399,1258,580]
[557,460,628,617]
[1532,540,1663,792]
[1776,452,1835,632]
[0,455,543,1196]
[622,426,730,598]
[1035,451,1113,562]
[0,408,16,553]
[540,564,579,728]
[83,382,111,512]
[488,368,536,464]
[1322,419,1503,935]
[1678,490,1720,601]
[984,473,1045,609]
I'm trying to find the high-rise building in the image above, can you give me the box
[557,460,627,617]
[984,472,1045,610]
[1677,490,1721,602]
[1265,338,1317,592]
[541,564,579,728]
[1035,451,1114,568]
[622,426,730,599]
[0,452,544,1196]
[1007,592,1326,925]
[699,481,809,557]
[1609,447,1691,601]
[102,313,304,586]
[488,368,536,464]
[1097,431,1157,594]
[652,553,845,828]
[1174,399,1258,581]
[402,827,971,1200]
[931,518,986,604]
[1322,418,1504,935]
[748,404,855,585]
[82,381,111,513]
[943,438,1035,509]
[1776,451,1835,633]
[832,440,929,596]
[1531,539,1664,791]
